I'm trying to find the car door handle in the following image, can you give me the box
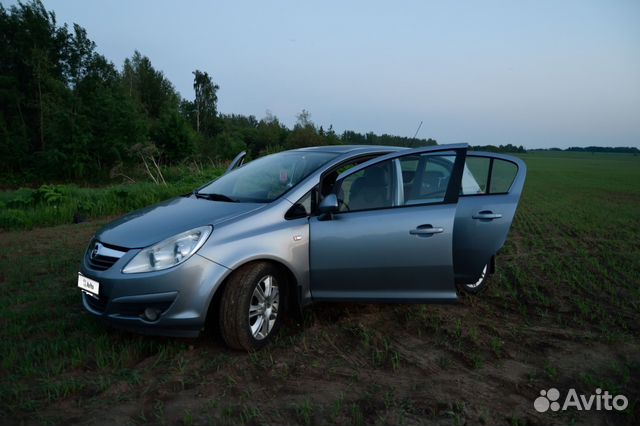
[472,211,503,220]
[410,226,444,236]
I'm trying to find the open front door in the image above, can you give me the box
[453,152,527,284]
[309,144,467,302]
[225,151,246,174]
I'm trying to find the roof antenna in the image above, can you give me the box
[413,121,423,139]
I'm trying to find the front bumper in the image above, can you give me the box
[80,249,231,337]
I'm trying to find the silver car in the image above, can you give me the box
[78,144,526,350]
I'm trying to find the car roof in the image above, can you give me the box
[292,145,406,154]
[291,144,475,158]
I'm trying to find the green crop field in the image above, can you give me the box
[0,152,638,426]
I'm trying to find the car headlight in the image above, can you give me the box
[122,226,212,274]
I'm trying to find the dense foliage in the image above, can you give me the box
[0,165,223,230]
[0,1,437,185]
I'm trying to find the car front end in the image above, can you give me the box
[79,230,231,337]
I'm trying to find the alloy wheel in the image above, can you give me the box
[466,264,488,289]
[248,275,280,340]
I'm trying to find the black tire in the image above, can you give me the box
[218,262,284,351]
[458,263,490,295]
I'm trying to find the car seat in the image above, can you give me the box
[349,166,391,210]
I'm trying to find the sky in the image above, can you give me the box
[16,0,640,148]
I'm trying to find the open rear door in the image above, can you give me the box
[453,152,527,284]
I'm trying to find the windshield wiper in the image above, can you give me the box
[193,191,237,202]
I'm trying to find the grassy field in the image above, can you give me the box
[0,151,638,425]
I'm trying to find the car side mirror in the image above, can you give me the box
[318,193,339,214]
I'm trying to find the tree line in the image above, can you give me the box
[470,144,526,153]
[0,1,437,184]
[558,146,638,154]
[472,144,640,155]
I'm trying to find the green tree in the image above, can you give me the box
[1,1,76,177]
[122,51,195,162]
[285,109,323,149]
[75,54,146,173]
[192,70,219,136]
[253,112,288,155]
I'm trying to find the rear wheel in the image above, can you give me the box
[458,263,490,294]
[218,262,284,351]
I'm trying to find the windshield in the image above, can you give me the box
[198,151,338,203]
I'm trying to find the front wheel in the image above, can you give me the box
[219,262,284,351]
[458,263,490,294]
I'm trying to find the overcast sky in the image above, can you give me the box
[29,1,640,148]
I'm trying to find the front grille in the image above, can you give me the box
[84,292,108,313]
[86,240,127,271]
[88,254,119,271]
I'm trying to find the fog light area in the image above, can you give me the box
[143,307,161,321]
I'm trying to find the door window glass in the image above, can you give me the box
[460,156,518,195]
[401,154,455,205]
[461,156,490,195]
[285,190,313,219]
[338,161,394,212]
[490,160,518,193]
[337,151,458,212]
[319,156,379,199]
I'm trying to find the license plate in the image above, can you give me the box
[78,273,100,296]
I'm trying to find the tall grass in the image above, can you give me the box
[0,166,223,230]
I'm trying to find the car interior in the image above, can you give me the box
[346,163,393,211]
[287,153,459,217]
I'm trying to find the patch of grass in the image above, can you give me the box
[347,324,402,369]
[331,392,345,420]
[349,402,365,426]
[578,361,638,396]
[489,336,503,356]
[543,362,558,380]
[294,398,314,426]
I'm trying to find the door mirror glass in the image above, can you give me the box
[318,193,339,213]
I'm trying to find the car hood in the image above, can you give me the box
[96,196,265,248]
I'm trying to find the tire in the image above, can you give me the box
[458,263,490,295]
[218,262,284,351]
